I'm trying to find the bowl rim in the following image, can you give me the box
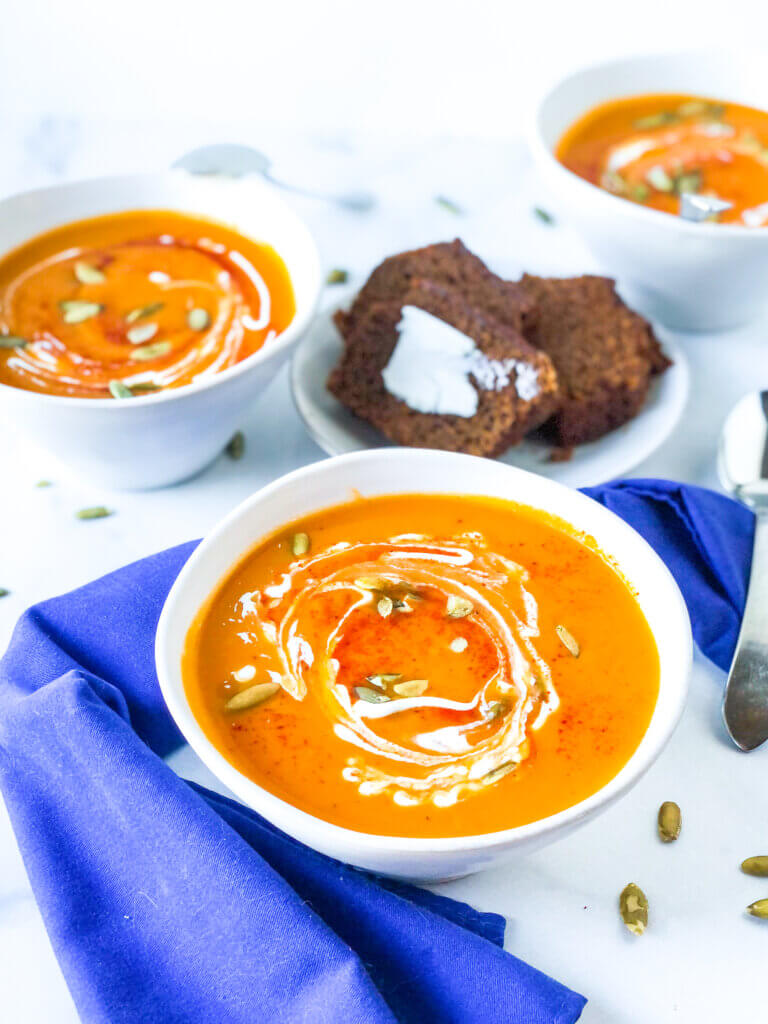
[155,448,693,855]
[529,47,768,241]
[0,170,323,409]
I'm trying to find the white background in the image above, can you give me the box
[2,4,768,1023]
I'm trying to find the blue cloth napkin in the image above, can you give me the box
[0,480,754,1024]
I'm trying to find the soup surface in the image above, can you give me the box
[183,494,660,838]
[557,93,768,225]
[0,210,295,397]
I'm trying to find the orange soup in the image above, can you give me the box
[183,494,660,838]
[557,93,768,225]
[0,210,295,398]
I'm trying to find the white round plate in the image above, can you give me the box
[290,301,689,488]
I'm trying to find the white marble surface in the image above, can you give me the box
[1,119,767,1023]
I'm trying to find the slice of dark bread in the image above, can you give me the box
[335,239,535,341]
[327,278,559,457]
[518,274,671,447]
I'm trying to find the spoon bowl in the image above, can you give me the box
[718,390,768,750]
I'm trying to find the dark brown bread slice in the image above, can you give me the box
[328,278,559,457]
[335,239,535,341]
[518,274,671,447]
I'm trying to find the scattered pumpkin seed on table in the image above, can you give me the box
[741,856,768,877]
[76,506,113,520]
[657,801,682,842]
[226,431,245,460]
[326,269,349,285]
[619,882,648,935]
[435,195,463,215]
[746,899,768,920]
[0,588,9,598]
[533,206,555,225]
[35,480,52,488]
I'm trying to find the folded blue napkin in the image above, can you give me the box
[0,479,754,1024]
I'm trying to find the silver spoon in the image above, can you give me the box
[173,144,376,213]
[718,391,768,750]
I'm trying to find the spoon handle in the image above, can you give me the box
[723,513,768,750]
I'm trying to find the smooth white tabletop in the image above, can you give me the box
[1,123,766,1024]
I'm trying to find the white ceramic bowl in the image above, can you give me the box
[156,449,692,881]
[530,49,768,330]
[0,172,321,489]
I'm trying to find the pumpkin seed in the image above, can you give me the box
[674,171,702,196]
[35,480,52,487]
[657,801,682,842]
[354,685,391,704]
[435,195,463,214]
[126,302,164,323]
[226,431,245,460]
[109,380,134,399]
[741,856,768,877]
[291,532,310,556]
[76,506,112,520]
[355,576,386,591]
[601,171,628,195]
[646,166,674,192]
[484,760,516,783]
[533,206,555,225]
[129,382,161,393]
[634,110,678,130]
[0,587,9,598]
[232,664,257,683]
[127,323,158,345]
[187,308,210,331]
[60,300,103,324]
[74,261,106,285]
[377,596,394,618]
[326,268,349,285]
[678,100,708,117]
[132,341,171,361]
[0,334,27,348]
[619,883,648,935]
[450,637,468,653]
[226,680,280,711]
[366,673,402,688]
[393,678,428,698]
[446,595,473,618]
[746,899,768,919]
[556,624,580,657]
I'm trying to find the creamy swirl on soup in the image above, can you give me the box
[235,533,559,808]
